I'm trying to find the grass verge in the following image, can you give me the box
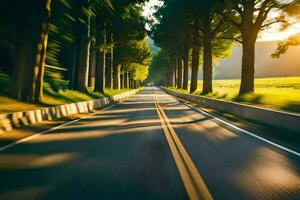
[0,70,134,114]
[166,76,300,114]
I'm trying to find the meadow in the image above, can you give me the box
[173,76,300,113]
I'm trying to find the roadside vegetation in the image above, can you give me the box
[0,0,151,114]
[147,0,300,114]
[0,70,132,114]
[167,76,300,113]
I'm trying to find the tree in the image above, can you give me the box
[150,0,234,94]
[190,24,201,93]
[112,2,148,89]
[176,57,183,89]
[7,0,52,102]
[147,50,175,86]
[115,38,152,88]
[72,0,91,93]
[63,0,113,93]
[182,47,189,90]
[94,28,107,93]
[89,0,114,93]
[222,0,289,95]
[189,0,235,94]
[31,0,52,102]
[0,0,150,105]
[150,0,193,90]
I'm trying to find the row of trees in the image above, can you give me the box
[0,0,152,103]
[149,0,298,95]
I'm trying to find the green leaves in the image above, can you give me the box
[272,32,300,58]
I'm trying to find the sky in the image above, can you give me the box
[142,0,300,42]
[142,0,161,19]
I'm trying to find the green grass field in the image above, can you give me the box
[171,76,300,113]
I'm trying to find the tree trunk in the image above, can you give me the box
[239,33,256,95]
[94,28,106,93]
[174,61,177,88]
[168,67,174,87]
[105,32,113,89]
[171,67,175,87]
[73,9,90,93]
[190,45,200,93]
[166,68,171,87]
[182,47,189,90]
[190,21,200,94]
[177,56,183,89]
[94,51,105,93]
[11,33,35,101]
[105,52,112,89]
[202,35,213,94]
[120,73,124,89]
[74,35,90,92]
[88,40,96,88]
[69,42,78,89]
[128,74,132,89]
[32,18,50,103]
[113,64,121,89]
[11,0,51,102]
[124,71,128,88]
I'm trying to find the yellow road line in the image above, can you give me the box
[153,92,213,200]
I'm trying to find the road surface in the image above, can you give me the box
[0,87,299,199]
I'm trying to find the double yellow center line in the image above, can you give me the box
[154,93,213,200]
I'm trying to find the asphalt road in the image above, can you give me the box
[0,87,299,200]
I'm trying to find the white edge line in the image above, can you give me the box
[0,104,116,152]
[175,100,300,158]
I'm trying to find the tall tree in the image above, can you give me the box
[105,28,113,89]
[147,50,174,86]
[196,0,234,94]
[69,0,113,92]
[222,0,289,95]
[7,0,52,102]
[112,2,148,89]
[182,46,189,90]
[31,0,52,102]
[190,25,200,94]
[151,0,193,90]
[94,27,107,93]
[177,56,183,89]
[72,0,91,92]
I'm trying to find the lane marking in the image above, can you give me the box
[0,104,116,152]
[170,96,300,158]
[154,91,213,200]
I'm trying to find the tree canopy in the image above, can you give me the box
[0,0,152,103]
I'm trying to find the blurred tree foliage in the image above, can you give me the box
[272,0,300,58]
[0,0,151,103]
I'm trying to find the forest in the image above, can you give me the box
[0,0,151,107]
